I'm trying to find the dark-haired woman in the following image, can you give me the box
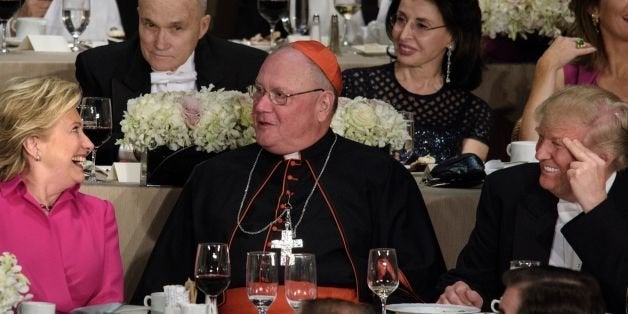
[519,0,628,140]
[342,0,492,162]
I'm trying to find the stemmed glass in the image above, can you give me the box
[367,248,399,314]
[0,0,21,54]
[246,251,278,314]
[257,0,288,50]
[62,0,90,52]
[195,243,231,314]
[334,0,362,49]
[285,253,317,313]
[79,97,112,182]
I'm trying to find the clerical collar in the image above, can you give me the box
[283,152,301,160]
[274,130,336,161]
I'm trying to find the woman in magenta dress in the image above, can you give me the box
[519,0,628,140]
[0,77,123,313]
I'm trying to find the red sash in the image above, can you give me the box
[219,286,357,313]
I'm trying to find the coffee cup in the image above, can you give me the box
[506,141,538,162]
[143,291,166,313]
[12,17,46,39]
[18,301,55,314]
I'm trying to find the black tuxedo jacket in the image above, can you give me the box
[75,33,267,185]
[436,163,628,313]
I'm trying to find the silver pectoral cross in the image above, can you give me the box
[271,229,303,266]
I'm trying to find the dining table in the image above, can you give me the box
[80,175,481,302]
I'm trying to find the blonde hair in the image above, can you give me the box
[0,77,81,181]
[535,86,628,170]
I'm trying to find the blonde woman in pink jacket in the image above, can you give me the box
[0,77,123,313]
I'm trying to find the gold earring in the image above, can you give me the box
[592,14,600,30]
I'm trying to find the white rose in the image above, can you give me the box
[347,103,378,130]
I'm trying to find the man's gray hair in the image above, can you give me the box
[535,86,628,170]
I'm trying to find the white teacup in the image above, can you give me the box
[18,301,55,314]
[12,17,46,39]
[143,291,166,314]
[177,303,207,314]
[506,141,538,162]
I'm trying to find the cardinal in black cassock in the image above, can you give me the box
[132,41,446,313]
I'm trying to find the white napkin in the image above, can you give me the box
[163,285,189,314]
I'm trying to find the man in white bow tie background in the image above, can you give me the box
[75,0,267,185]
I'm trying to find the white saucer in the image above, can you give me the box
[387,303,481,313]
[352,44,389,56]
[230,39,271,51]
[4,36,24,46]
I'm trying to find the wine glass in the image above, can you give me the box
[285,253,317,312]
[79,97,112,182]
[334,0,362,49]
[257,0,288,50]
[195,243,231,314]
[367,248,399,314]
[246,251,278,314]
[62,0,90,52]
[0,0,21,54]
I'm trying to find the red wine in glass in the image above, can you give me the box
[195,243,230,314]
[195,274,231,296]
[83,126,112,148]
[79,97,112,182]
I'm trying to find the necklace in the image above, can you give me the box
[236,134,338,236]
[40,204,51,213]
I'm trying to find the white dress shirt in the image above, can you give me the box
[548,172,617,270]
[150,53,197,93]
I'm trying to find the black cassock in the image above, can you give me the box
[132,130,446,305]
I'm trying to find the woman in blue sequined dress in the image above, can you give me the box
[342,0,492,162]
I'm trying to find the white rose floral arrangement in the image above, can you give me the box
[0,252,31,313]
[331,97,410,150]
[479,0,574,40]
[117,86,256,154]
[119,90,409,153]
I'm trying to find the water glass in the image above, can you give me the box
[0,0,21,54]
[246,251,278,314]
[509,259,540,270]
[367,248,399,314]
[257,0,289,50]
[333,0,362,49]
[285,253,317,312]
[391,111,414,164]
[62,0,90,52]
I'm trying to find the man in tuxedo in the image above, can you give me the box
[436,86,628,313]
[75,0,267,185]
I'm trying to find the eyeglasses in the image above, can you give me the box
[247,85,324,106]
[389,13,447,35]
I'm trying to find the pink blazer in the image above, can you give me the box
[0,176,123,313]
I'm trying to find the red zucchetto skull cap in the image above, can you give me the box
[290,40,342,95]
